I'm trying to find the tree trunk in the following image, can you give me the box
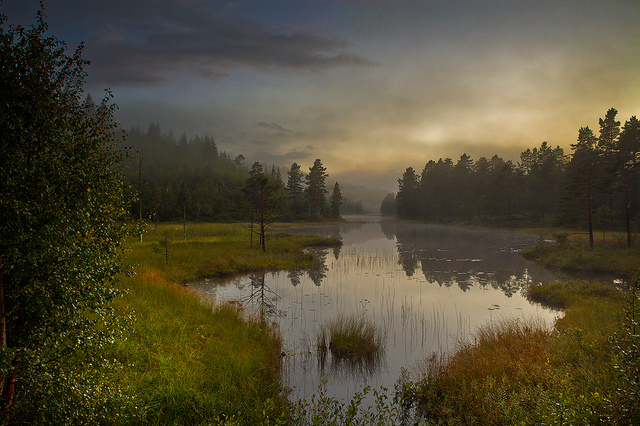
[625,169,632,248]
[139,156,143,242]
[587,180,594,249]
[0,255,5,348]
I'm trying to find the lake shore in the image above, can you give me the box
[108,220,639,424]
[108,222,340,424]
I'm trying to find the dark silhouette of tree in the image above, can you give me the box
[330,182,343,219]
[396,167,420,219]
[305,159,329,220]
[380,193,397,216]
[287,162,304,217]
[598,108,621,211]
[519,142,568,223]
[564,126,601,249]
[453,154,475,221]
[617,116,640,247]
[243,162,280,251]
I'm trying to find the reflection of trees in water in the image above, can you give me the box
[419,269,532,297]
[398,245,419,277]
[339,221,364,234]
[393,223,537,297]
[288,269,303,287]
[332,245,341,260]
[307,249,329,286]
[242,272,281,320]
[379,218,396,240]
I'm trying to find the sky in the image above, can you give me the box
[3,0,639,191]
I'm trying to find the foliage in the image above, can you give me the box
[126,127,342,223]
[329,182,343,220]
[391,109,640,248]
[380,193,396,216]
[306,159,329,220]
[0,8,132,423]
[290,379,404,426]
[612,278,640,423]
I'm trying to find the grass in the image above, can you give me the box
[316,314,385,365]
[102,222,341,425]
[131,222,341,282]
[520,229,640,279]
[400,280,633,425]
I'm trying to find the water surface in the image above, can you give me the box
[190,216,570,403]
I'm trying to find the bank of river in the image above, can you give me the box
[189,216,585,404]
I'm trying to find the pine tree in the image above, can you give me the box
[287,163,304,216]
[305,159,329,220]
[330,182,343,219]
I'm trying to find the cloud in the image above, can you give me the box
[38,0,375,88]
[255,121,289,132]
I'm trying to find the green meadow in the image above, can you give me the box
[107,222,340,425]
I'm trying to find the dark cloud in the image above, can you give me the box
[20,0,374,88]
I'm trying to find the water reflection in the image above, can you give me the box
[307,249,329,286]
[190,216,568,405]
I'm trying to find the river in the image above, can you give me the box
[189,216,572,405]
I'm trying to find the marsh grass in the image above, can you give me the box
[316,314,386,374]
[521,231,640,279]
[101,222,341,424]
[401,280,630,424]
[526,279,622,309]
[129,222,340,282]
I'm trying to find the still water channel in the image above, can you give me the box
[189,216,572,403]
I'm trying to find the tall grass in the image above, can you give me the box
[400,280,631,425]
[316,314,385,366]
[521,231,640,279]
[100,222,340,425]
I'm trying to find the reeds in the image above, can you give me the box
[401,281,628,424]
[316,314,385,373]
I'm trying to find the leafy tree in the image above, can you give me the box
[330,182,343,219]
[0,9,132,423]
[305,159,329,220]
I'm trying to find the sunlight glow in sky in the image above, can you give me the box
[4,0,639,190]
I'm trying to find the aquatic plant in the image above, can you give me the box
[317,314,385,366]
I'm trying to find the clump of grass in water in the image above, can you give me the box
[317,314,385,370]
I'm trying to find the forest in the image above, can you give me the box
[388,108,640,247]
[125,124,345,224]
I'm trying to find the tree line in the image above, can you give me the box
[388,108,640,247]
[125,125,343,225]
